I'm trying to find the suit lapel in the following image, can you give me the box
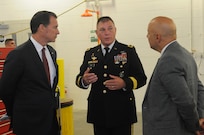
[28,41,56,87]
[144,58,160,99]
[93,45,103,62]
[144,41,177,99]
[27,40,45,72]
[47,45,57,68]
[47,45,58,89]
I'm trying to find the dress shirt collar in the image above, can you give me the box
[161,40,176,56]
[101,40,115,54]
[30,36,48,60]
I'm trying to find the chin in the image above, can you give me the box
[103,41,112,45]
[50,39,56,42]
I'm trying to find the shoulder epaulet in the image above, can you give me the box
[128,45,134,48]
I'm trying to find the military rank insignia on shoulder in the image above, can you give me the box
[128,45,134,48]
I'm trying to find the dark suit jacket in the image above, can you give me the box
[142,41,204,135]
[0,39,59,135]
[76,41,147,128]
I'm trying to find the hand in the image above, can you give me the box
[199,131,204,135]
[196,131,201,135]
[82,68,98,85]
[199,118,204,130]
[104,75,126,90]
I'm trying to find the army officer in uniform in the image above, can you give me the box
[76,16,147,135]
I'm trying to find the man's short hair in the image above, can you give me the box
[30,11,57,34]
[5,38,14,45]
[97,16,115,25]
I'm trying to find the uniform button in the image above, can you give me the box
[120,65,123,68]
[129,98,132,100]
[103,90,107,93]
[104,65,107,69]
[104,73,107,77]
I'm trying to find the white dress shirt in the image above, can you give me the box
[30,36,56,87]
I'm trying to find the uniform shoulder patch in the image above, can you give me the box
[128,45,134,48]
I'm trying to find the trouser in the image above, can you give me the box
[49,114,60,135]
[93,124,131,135]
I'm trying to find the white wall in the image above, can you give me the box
[0,0,204,112]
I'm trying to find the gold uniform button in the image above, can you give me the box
[104,73,107,77]
[103,90,107,93]
[130,98,132,100]
[120,65,123,68]
[104,65,107,69]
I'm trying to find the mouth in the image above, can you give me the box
[104,37,111,41]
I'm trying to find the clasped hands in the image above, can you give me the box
[82,68,126,90]
[196,118,204,135]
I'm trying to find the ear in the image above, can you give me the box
[155,34,162,42]
[95,29,99,36]
[38,24,45,32]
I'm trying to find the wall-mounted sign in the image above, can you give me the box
[0,35,4,42]
[90,30,98,42]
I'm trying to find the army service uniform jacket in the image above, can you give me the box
[76,40,147,128]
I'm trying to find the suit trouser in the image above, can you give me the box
[49,113,60,135]
[93,124,131,135]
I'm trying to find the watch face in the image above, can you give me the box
[0,35,4,42]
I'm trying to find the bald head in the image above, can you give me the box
[147,16,177,52]
[150,16,176,38]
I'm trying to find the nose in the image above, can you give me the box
[57,29,60,34]
[104,29,111,35]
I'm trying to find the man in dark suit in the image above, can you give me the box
[76,16,147,135]
[0,11,60,135]
[142,16,204,135]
